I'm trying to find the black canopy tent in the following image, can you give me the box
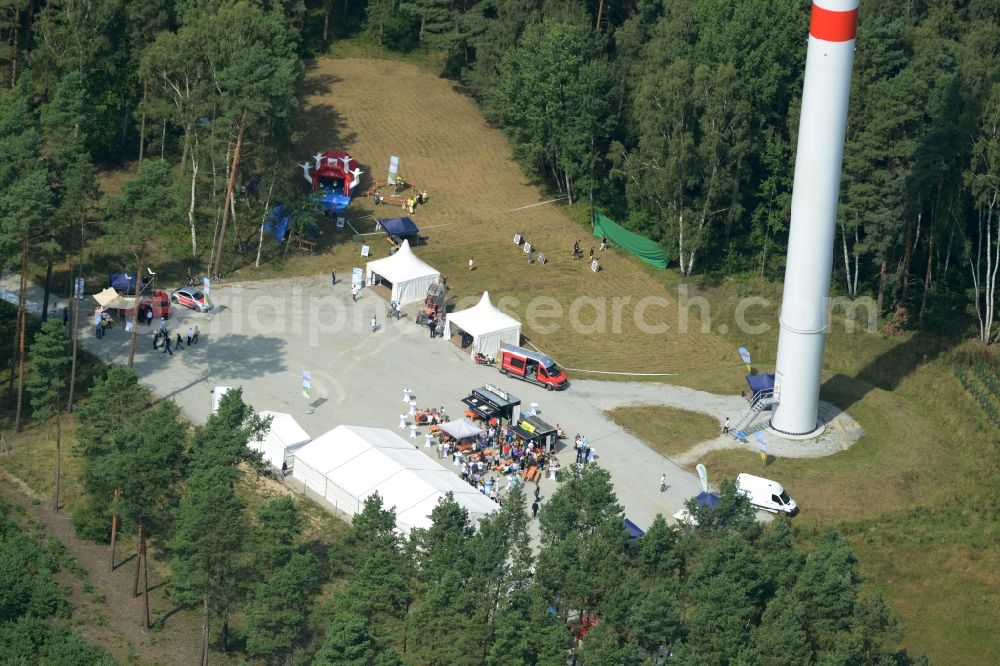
[462,384,521,422]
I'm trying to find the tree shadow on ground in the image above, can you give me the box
[145,332,289,405]
[296,70,357,154]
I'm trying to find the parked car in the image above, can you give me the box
[170,287,213,312]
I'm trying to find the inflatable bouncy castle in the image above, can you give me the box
[300,151,363,215]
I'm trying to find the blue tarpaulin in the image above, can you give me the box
[263,205,319,243]
[377,217,420,237]
[746,373,776,398]
[311,187,352,215]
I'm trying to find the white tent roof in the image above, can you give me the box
[365,240,440,305]
[291,425,498,533]
[253,411,311,469]
[445,292,522,355]
[93,287,133,309]
[440,418,483,441]
[259,411,311,447]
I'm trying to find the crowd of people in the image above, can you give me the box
[152,322,200,356]
[428,418,570,511]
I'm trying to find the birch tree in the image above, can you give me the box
[966,84,1000,343]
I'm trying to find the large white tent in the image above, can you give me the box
[445,291,522,356]
[365,240,441,305]
[252,411,311,470]
[292,425,497,532]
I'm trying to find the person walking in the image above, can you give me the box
[153,330,160,350]
[159,316,167,332]
[351,285,359,302]
[192,325,200,344]
[175,332,184,350]
[723,417,730,434]
[531,500,539,519]
[427,317,436,338]
[371,316,378,334]
[62,305,69,326]
[94,313,102,339]
[162,334,173,356]
[187,327,194,346]
[146,307,153,327]
[331,271,336,286]
[659,473,667,493]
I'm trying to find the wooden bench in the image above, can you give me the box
[521,466,540,483]
[296,238,317,253]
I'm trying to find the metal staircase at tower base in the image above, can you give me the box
[728,390,775,440]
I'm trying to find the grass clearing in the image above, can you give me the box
[606,405,720,459]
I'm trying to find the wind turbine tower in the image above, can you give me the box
[771,0,860,436]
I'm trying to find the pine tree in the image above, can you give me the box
[169,465,249,664]
[26,320,69,511]
[117,400,187,629]
[245,552,322,665]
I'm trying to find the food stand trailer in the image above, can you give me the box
[510,414,559,454]
[462,384,521,423]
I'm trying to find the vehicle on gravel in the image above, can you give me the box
[170,287,214,312]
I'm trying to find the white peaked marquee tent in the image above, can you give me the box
[365,239,441,305]
[445,291,521,356]
[251,411,311,469]
[291,425,497,533]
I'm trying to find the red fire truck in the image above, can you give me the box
[498,344,569,391]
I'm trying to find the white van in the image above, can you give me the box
[736,473,798,515]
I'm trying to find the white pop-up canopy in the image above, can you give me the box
[445,291,521,356]
[292,425,497,533]
[252,411,311,469]
[440,418,483,441]
[93,287,133,309]
[365,240,441,305]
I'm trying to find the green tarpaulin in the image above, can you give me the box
[592,212,668,269]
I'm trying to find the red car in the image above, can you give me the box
[170,287,214,312]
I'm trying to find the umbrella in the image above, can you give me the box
[696,491,721,508]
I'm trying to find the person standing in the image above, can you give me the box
[192,325,200,344]
[531,500,539,519]
[427,317,436,338]
[146,307,153,326]
[371,316,378,334]
[153,330,160,350]
[723,417,730,434]
[330,271,336,286]
[95,312,103,339]
[351,285,359,302]
[659,473,667,493]
[159,316,167,332]
[187,327,194,346]
[62,305,68,326]
[162,334,173,356]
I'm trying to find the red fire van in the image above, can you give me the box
[498,344,569,391]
